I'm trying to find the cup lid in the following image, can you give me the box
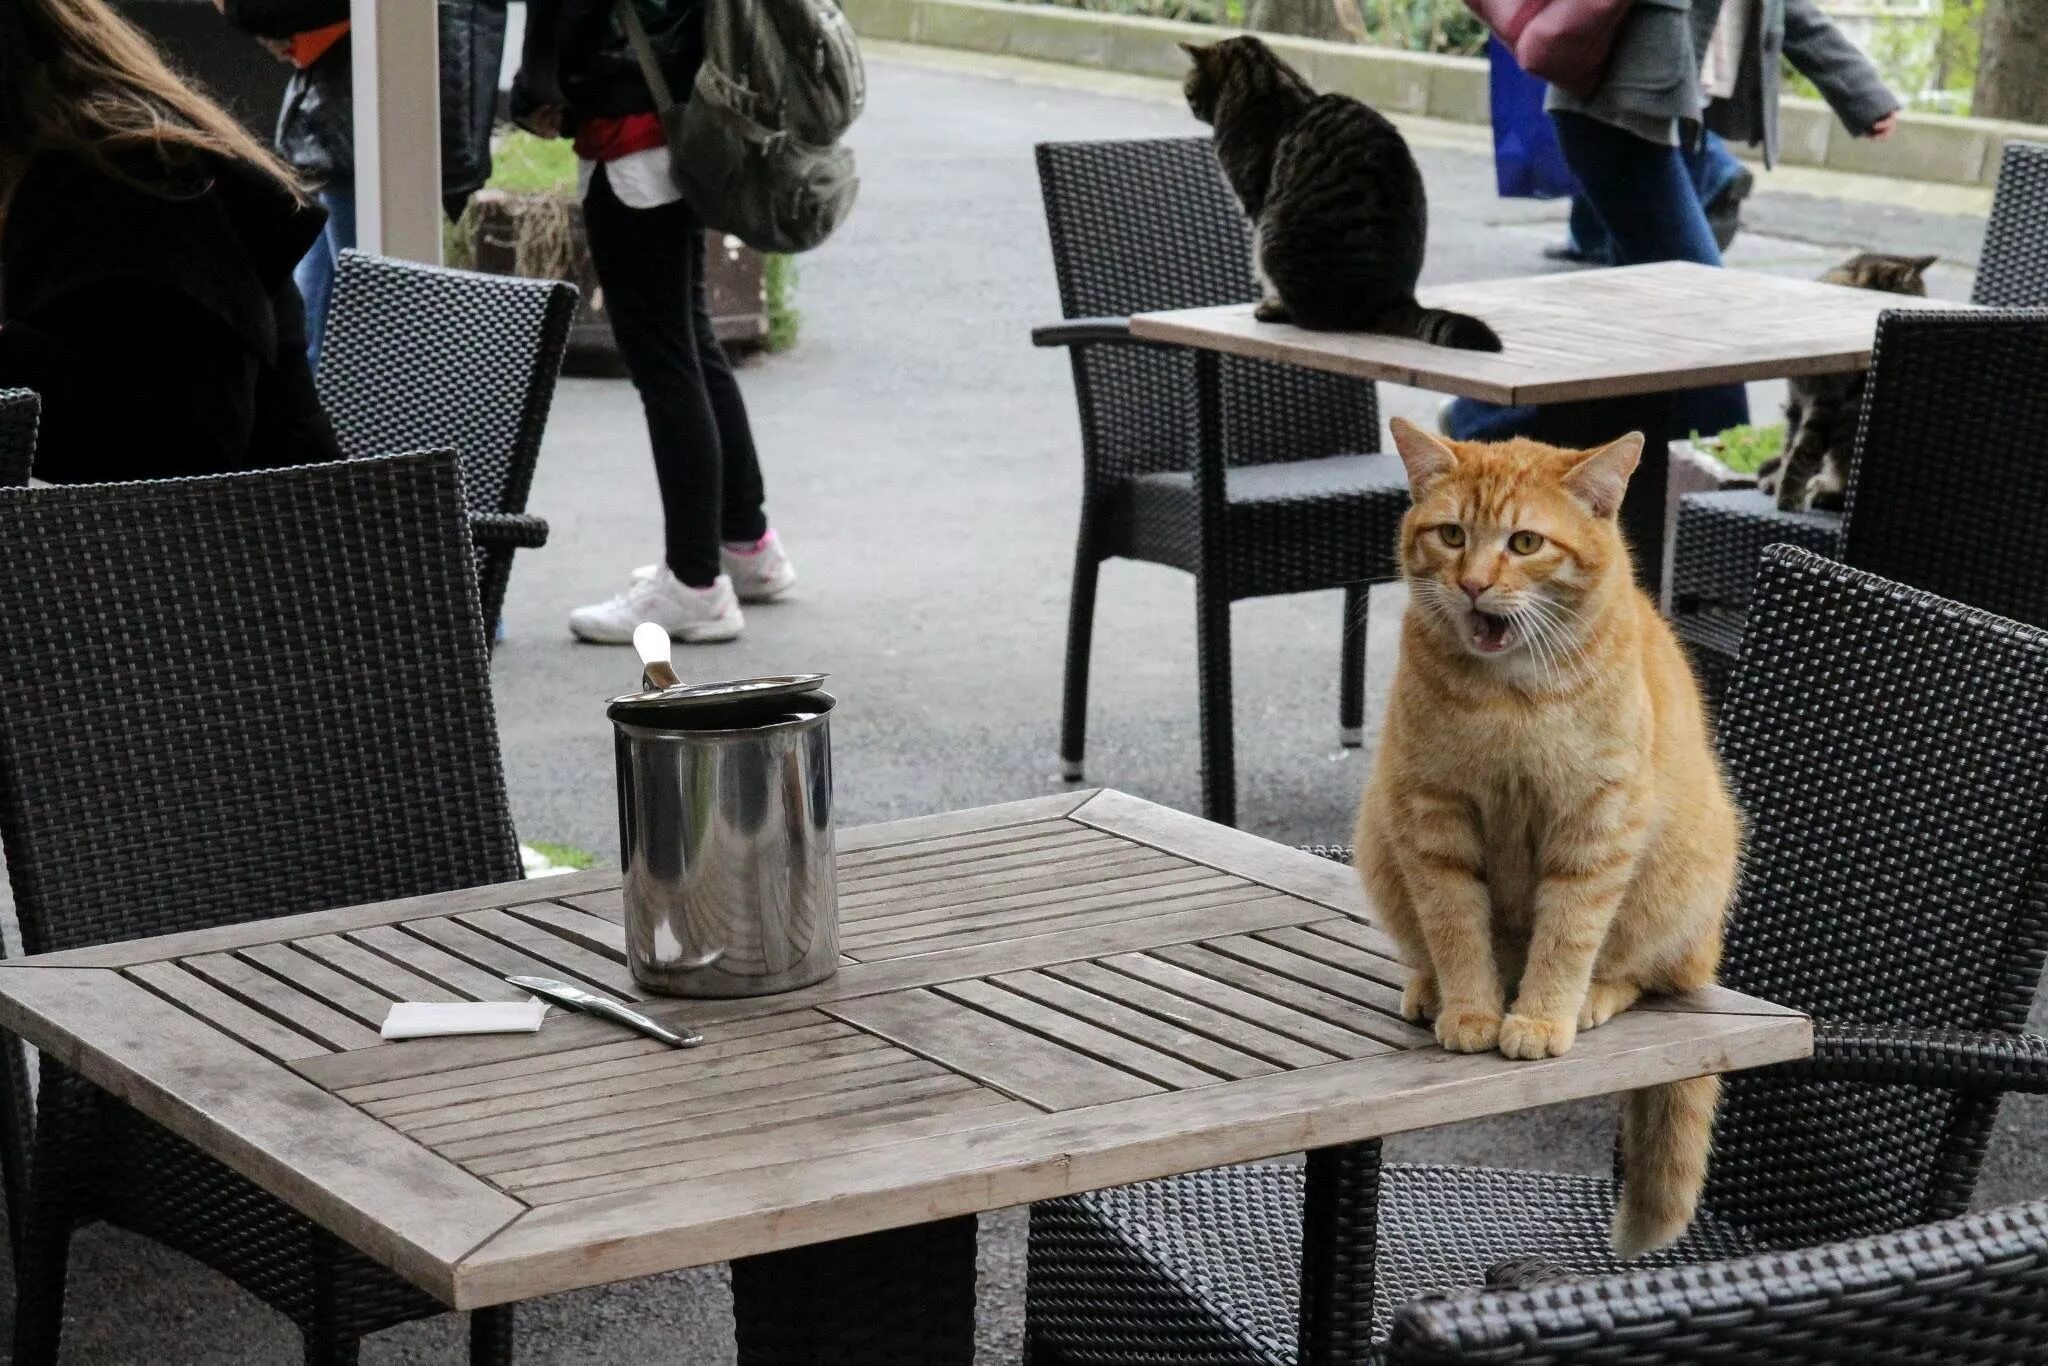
[607,673,830,715]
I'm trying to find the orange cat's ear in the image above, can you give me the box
[1561,433,1643,519]
[1390,417,1459,495]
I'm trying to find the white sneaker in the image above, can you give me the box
[631,531,797,603]
[568,567,743,645]
[721,530,798,602]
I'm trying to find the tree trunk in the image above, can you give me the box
[1975,0,2048,125]
[1247,0,1353,44]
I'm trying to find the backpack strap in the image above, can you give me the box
[615,0,677,114]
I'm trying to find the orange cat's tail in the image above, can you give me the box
[1613,1074,1720,1258]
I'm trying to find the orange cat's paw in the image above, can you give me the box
[1499,1012,1577,1060]
[1577,981,1641,1032]
[1435,1006,1501,1053]
[1401,973,1441,1022]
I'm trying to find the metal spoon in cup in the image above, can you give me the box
[634,621,683,691]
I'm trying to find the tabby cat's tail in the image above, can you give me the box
[1373,300,1503,352]
[1613,1074,1720,1258]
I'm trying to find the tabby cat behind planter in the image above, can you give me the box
[1181,36,1500,351]
[1756,251,1936,512]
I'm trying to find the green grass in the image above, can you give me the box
[489,131,578,194]
[1691,423,1785,476]
[527,841,600,871]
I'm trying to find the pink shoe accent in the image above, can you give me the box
[722,531,773,556]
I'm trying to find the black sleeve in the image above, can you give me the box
[0,283,259,483]
[220,0,351,40]
[511,0,568,119]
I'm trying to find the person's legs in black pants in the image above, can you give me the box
[686,250,769,550]
[582,166,768,589]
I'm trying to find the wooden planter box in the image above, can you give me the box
[468,190,769,377]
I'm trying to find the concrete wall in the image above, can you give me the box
[842,0,2047,188]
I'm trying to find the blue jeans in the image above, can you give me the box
[293,179,357,371]
[1567,131,1743,263]
[1448,113,1750,443]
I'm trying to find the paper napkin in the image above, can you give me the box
[381,1000,550,1041]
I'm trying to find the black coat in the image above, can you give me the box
[221,0,506,199]
[512,0,704,128]
[0,148,343,483]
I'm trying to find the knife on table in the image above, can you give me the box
[506,975,704,1048]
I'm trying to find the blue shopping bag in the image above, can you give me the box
[1487,36,1579,200]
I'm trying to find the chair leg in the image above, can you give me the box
[1339,585,1368,748]
[301,1330,362,1366]
[1195,572,1236,828]
[303,1229,362,1366]
[470,1304,515,1366]
[1059,528,1102,784]
[12,1074,83,1366]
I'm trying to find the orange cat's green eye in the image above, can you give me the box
[1438,525,1465,548]
[1508,530,1544,555]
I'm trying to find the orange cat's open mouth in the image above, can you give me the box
[1470,611,1514,653]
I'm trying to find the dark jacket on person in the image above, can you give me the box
[0,147,343,482]
[511,0,704,128]
[1548,0,1897,166]
[221,0,507,201]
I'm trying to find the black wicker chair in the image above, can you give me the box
[317,249,577,638]
[0,452,523,1365]
[0,388,37,487]
[1033,137,1408,827]
[1026,547,2048,1364]
[1972,140,2048,308]
[1667,140,2048,697]
[1381,1197,2048,1365]
[1670,307,2048,702]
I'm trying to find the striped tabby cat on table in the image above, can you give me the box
[1181,36,1501,351]
[1357,419,1741,1256]
[1757,251,1937,512]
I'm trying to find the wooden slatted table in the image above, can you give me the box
[0,789,1811,1361]
[1132,261,1961,590]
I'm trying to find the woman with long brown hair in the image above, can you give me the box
[0,0,341,481]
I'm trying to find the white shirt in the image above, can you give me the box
[577,145,683,209]
[1701,0,1753,102]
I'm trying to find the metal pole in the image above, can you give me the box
[349,0,442,262]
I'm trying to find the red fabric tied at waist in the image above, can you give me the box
[573,113,666,163]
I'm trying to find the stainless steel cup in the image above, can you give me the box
[609,683,837,998]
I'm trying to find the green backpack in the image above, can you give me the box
[618,0,863,254]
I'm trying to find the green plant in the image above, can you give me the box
[527,840,600,870]
[489,131,579,194]
[764,254,800,352]
[1691,423,1785,477]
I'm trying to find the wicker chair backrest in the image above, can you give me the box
[1034,137,1379,482]
[0,389,38,488]
[1710,548,2048,1244]
[1973,141,2048,307]
[1839,308,2048,635]
[0,452,522,953]
[318,250,576,520]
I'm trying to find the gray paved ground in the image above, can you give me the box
[6,51,2031,1364]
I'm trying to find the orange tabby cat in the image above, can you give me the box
[1357,418,1740,1257]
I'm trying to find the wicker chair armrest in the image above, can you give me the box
[1031,317,1164,349]
[1779,1022,2048,1093]
[1383,1199,2048,1362]
[469,511,549,551]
